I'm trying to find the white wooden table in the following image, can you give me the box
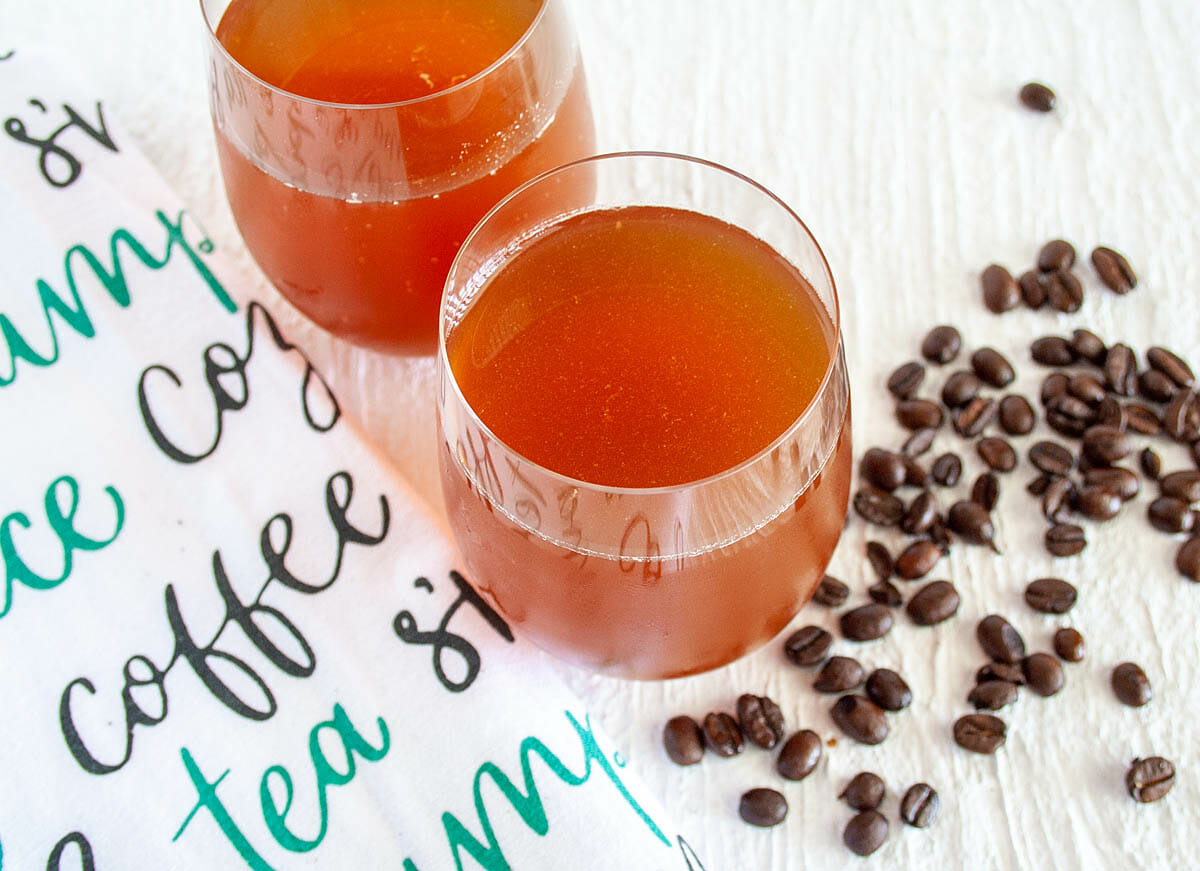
[10,2,1199,867]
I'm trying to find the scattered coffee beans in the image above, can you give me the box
[785,625,833,667]
[1022,653,1065,697]
[971,347,1015,387]
[1045,523,1087,556]
[900,783,940,828]
[814,656,866,693]
[1029,440,1074,476]
[739,787,788,827]
[978,437,1017,473]
[903,426,937,457]
[1091,246,1137,294]
[1024,578,1077,614]
[737,693,785,749]
[861,447,907,491]
[1019,269,1047,308]
[840,771,886,811]
[981,265,1021,313]
[868,580,904,607]
[1053,628,1086,662]
[1148,497,1195,534]
[977,662,1025,685]
[954,396,998,437]
[1147,346,1195,388]
[921,325,962,364]
[977,615,1026,664]
[906,580,960,626]
[897,398,945,430]
[776,729,822,781]
[887,360,926,399]
[931,452,963,486]
[1111,662,1152,708]
[1082,425,1132,465]
[1160,470,1200,504]
[999,394,1036,435]
[972,472,1001,510]
[948,500,995,546]
[942,370,982,408]
[1037,239,1076,272]
[1031,336,1077,367]
[840,603,894,641]
[830,695,888,745]
[813,575,850,607]
[1019,81,1056,112]
[1084,466,1139,501]
[1177,537,1200,582]
[663,716,705,766]
[702,712,744,757]
[1125,757,1175,803]
[953,713,1007,754]
[901,490,938,534]
[1046,270,1083,313]
[896,539,943,580]
[968,679,1018,711]
[844,810,889,856]
[865,668,913,711]
[854,487,905,526]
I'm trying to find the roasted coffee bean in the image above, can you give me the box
[1025,578,1077,614]
[977,615,1025,664]
[1177,537,1200,582]
[785,625,834,666]
[1045,523,1086,556]
[981,264,1021,313]
[1046,409,1092,437]
[1096,397,1127,430]
[737,693,785,749]
[814,655,866,692]
[900,783,940,828]
[902,426,937,458]
[921,325,962,364]
[1018,269,1047,308]
[1139,369,1178,404]
[896,539,943,580]
[998,394,1035,435]
[1111,662,1152,707]
[953,713,1007,754]
[1091,246,1137,293]
[830,695,888,745]
[1160,470,1200,504]
[854,487,905,526]
[948,500,995,546]
[903,456,928,488]
[1047,393,1097,425]
[844,810,889,856]
[972,472,1001,510]
[1022,652,1065,696]
[1126,757,1175,803]
[1041,372,1069,405]
[739,788,788,827]
[1031,336,1077,367]
[970,347,1015,388]
[702,712,744,757]
[977,438,1017,473]
[865,540,893,581]
[1084,466,1139,501]
[1126,402,1163,436]
[901,490,938,535]
[896,398,945,430]
[887,360,927,399]
[868,580,904,607]
[813,575,850,608]
[942,370,982,409]
[1147,346,1195,388]
[1105,343,1139,396]
[1070,328,1107,364]
[931,452,962,486]
[977,662,1026,685]
[840,771,886,811]
[860,448,907,491]
[1038,239,1076,272]
[1148,497,1195,534]
[1029,440,1075,476]
[1027,474,1053,496]
[905,580,959,626]
[1067,374,1107,407]
[1164,390,1200,442]
[1082,425,1132,465]
[1042,478,1076,524]
[1076,484,1122,520]
[840,603,894,641]
[968,680,1018,711]
[776,729,822,781]
[1019,81,1056,112]
[865,668,913,711]
[663,716,705,765]
[1053,627,1086,662]
[1046,269,1084,313]
[954,396,998,438]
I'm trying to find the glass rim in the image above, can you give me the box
[199,0,552,111]
[438,149,843,497]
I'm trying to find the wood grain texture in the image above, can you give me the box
[9,1,1199,867]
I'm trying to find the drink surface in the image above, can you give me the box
[447,206,834,487]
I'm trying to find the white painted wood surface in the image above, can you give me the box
[9,2,1199,867]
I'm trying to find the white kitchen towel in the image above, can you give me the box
[0,47,702,871]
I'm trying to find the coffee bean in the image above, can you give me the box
[1046,402,1096,440]
[844,810,889,856]
[1053,627,1086,662]
[1148,497,1195,534]
[953,713,1007,754]
[948,500,995,546]
[861,447,907,491]
[977,614,1026,663]
[896,398,945,430]
[900,783,940,828]
[1068,374,1107,407]
[972,472,1001,510]
[931,452,962,486]
[977,437,1017,473]
[1025,578,1077,614]
[1096,397,1127,431]
[1046,269,1084,313]
[854,487,905,526]
[737,693,785,749]
[1027,474,1053,496]
[1022,652,1065,696]
[902,426,937,458]
[814,655,866,693]
[1045,523,1086,556]
[977,662,1026,685]
[968,680,1018,711]
[663,716,705,765]
[812,577,851,613]
[785,625,833,666]
[903,456,928,488]
[865,668,913,711]
[1164,390,1200,442]
[1018,269,1047,308]
[1082,425,1132,465]
[1042,478,1076,524]
[1105,343,1139,396]
[1147,346,1195,389]
[1070,328,1108,365]
[1076,484,1122,520]
[1031,336,1077,367]
[1177,537,1200,582]
[1091,246,1137,293]
[1139,369,1178,404]
[981,264,1021,313]
[999,394,1035,435]
[970,347,1015,388]
[954,396,998,438]
[1126,402,1164,436]
[1019,81,1056,112]
[1161,470,1200,504]
[1036,239,1076,273]
[1029,440,1075,476]
[905,580,960,626]
[887,360,927,399]
[1111,662,1152,707]
[942,370,982,409]
[895,539,943,580]
[901,489,938,535]
[862,541,891,582]
[702,712,744,757]
[1126,757,1175,803]
[840,771,886,811]
[840,603,894,641]
[1084,466,1139,501]
[739,787,788,827]
[1041,372,1069,405]
[830,695,888,745]
[868,580,903,607]
[921,325,962,364]
[776,729,822,781]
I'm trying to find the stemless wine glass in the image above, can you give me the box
[201,0,596,355]
[437,152,852,680]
